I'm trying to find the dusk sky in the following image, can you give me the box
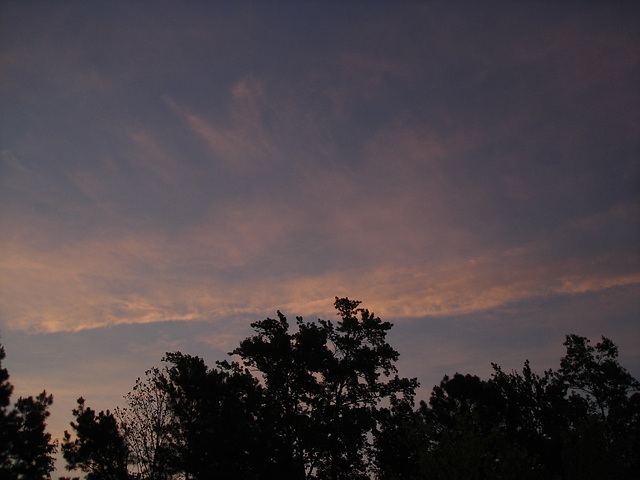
[1,1,639,474]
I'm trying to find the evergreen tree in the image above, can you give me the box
[61,398,130,480]
[0,338,57,480]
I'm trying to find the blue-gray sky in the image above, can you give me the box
[1,1,639,476]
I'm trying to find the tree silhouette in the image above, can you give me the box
[490,360,571,476]
[61,398,130,480]
[375,334,640,480]
[0,337,57,480]
[116,367,176,480]
[156,352,277,479]
[559,334,639,422]
[55,305,639,480]
[557,334,640,479]
[232,310,328,478]
[0,341,14,474]
[233,297,418,480]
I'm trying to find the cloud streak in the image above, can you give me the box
[2,192,636,333]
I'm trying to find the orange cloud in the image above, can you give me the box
[3,217,635,335]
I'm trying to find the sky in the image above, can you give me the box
[1,1,639,475]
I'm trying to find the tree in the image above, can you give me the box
[61,397,130,480]
[0,341,15,474]
[557,334,640,479]
[232,311,330,479]
[60,355,280,480]
[558,334,639,422]
[374,395,426,480]
[375,333,640,480]
[156,352,277,479]
[422,373,542,480]
[116,368,176,480]
[490,360,572,477]
[233,297,418,480]
[0,338,57,480]
[318,298,418,480]
[11,391,56,479]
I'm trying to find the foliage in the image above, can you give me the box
[0,338,57,480]
[156,352,277,479]
[376,373,542,480]
[61,398,130,480]
[557,334,640,478]
[53,304,639,480]
[375,333,640,480]
[559,334,640,421]
[233,297,419,480]
[231,311,325,478]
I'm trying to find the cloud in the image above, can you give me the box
[126,129,194,187]
[163,79,282,175]
[1,4,637,341]
[3,199,636,334]
[2,69,637,335]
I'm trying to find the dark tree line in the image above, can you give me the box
[61,298,418,480]
[375,334,640,480]
[59,300,639,480]
[1,298,638,479]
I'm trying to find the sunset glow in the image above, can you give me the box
[0,3,638,477]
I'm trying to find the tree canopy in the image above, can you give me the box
[0,338,57,480]
[6,299,636,480]
[232,297,419,479]
[375,334,640,480]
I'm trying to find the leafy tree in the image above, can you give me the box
[61,397,130,480]
[317,298,418,480]
[157,352,277,479]
[377,371,557,479]
[233,297,418,480]
[0,338,57,479]
[232,311,325,478]
[61,355,279,480]
[11,391,56,479]
[376,334,640,480]
[558,334,639,422]
[490,360,575,477]
[557,334,640,479]
[421,373,541,480]
[374,395,426,480]
[424,373,504,434]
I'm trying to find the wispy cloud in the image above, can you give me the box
[163,79,282,175]
[0,3,637,360]
[3,197,636,334]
